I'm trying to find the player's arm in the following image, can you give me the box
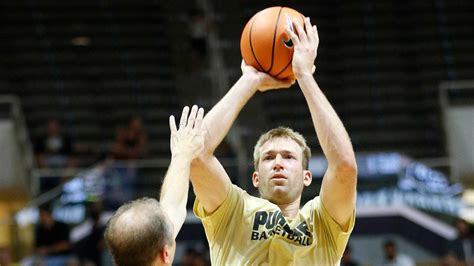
[191,63,295,214]
[287,18,357,230]
[160,105,205,238]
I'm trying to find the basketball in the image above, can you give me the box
[240,7,305,80]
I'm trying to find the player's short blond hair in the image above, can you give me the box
[253,127,311,170]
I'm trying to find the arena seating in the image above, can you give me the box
[0,0,181,199]
[211,0,473,160]
[0,0,178,165]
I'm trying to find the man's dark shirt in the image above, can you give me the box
[35,221,71,256]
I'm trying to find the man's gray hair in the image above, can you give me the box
[105,198,173,266]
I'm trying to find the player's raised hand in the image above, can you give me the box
[169,105,205,159]
[285,17,318,79]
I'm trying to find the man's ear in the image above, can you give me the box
[161,244,171,264]
[252,171,260,188]
[303,170,312,187]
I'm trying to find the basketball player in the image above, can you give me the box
[105,105,205,266]
[191,18,357,265]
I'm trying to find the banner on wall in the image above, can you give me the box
[309,153,464,216]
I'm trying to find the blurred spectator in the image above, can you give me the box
[180,248,208,266]
[382,240,415,266]
[34,204,72,265]
[73,203,106,266]
[440,252,465,266]
[110,116,148,160]
[445,218,474,264]
[34,118,76,168]
[341,245,359,266]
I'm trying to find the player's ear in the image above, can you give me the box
[303,170,312,187]
[252,171,260,188]
[161,244,172,264]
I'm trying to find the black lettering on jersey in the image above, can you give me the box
[296,220,313,238]
[253,211,268,230]
[276,212,286,226]
[275,212,293,235]
[265,211,277,229]
[295,235,302,245]
[274,224,282,234]
[251,231,259,240]
[250,210,314,246]
[287,232,295,240]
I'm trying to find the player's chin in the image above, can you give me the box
[268,189,291,205]
[270,185,289,196]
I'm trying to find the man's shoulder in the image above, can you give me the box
[301,196,321,211]
[229,184,282,212]
[230,184,271,204]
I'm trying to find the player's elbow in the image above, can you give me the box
[336,156,357,180]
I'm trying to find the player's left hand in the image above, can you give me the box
[169,105,205,159]
[285,17,319,79]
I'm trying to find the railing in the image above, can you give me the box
[0,95,35,195]
[439,80,474,183]
[196,0,250,189]
[24,157,239,219]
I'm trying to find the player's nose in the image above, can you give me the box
[272,154,284,170]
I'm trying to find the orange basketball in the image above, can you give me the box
[240,7,305,80]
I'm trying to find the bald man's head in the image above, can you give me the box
[105,198,174,266]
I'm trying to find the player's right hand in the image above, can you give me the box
[241,60,295,92]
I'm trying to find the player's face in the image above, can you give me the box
[253,137,311,205]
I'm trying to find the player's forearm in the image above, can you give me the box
[202,74,258,154]
[298,74,357,174]
[160,155,191,237]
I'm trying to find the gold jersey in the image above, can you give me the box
[194,184,355,266]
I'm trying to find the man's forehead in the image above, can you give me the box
[260,137,302,153]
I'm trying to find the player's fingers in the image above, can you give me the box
[179,106,189,129]
[293,18,307,42]
[313,25,319,46]
[305,17,314,43]
[285,25,300,46]
[186,105,198,129]
[169,115,177,134]
[194,108,204,130]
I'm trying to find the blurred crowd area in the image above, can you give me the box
[0,0,473,265]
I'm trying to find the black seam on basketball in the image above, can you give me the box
[275,59,292,79]
[275,12,305,78]
[249,18,265,72]
[267,7,283,73]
